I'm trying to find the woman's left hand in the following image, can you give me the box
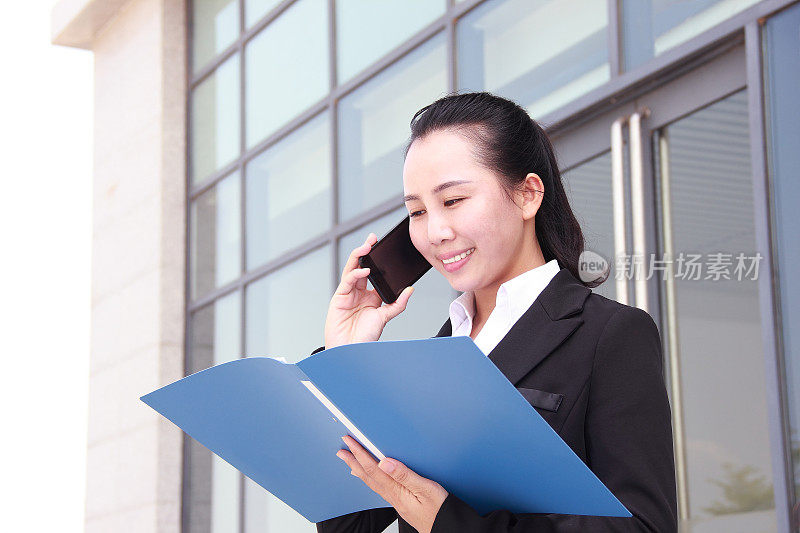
[338,435,449,533]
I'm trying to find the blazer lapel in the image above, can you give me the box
[434,268,591,386]
[435,319,452,337]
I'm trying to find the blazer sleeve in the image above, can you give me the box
[315,508,398,533]
[430,306,678,533]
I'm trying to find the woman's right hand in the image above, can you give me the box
[323,233,414,350]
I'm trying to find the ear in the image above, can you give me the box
[519,173,544,221]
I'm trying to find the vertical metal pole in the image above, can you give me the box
[658,130,689,522]
[629,110,649,312]
[611,116,629,304]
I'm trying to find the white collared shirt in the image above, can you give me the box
[448,259,561,356]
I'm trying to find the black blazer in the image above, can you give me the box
[316,267,678,532]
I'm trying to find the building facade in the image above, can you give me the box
[52,0,800,531]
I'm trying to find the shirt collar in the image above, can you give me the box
[448,259,561,334]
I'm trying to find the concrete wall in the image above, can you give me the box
[54,0,187,531]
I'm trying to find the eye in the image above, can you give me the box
[409,198,465,218]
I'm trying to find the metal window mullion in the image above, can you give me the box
[191,13,449,200]
[446,0,456,93]
[745,20,794,533]
[242,0,298,45]
[607,0,622,77]
[187,193,405,312]
[192,0,299,87]
[657,130,690,522]
[192,43,240,88]
[452,0,484,17]
[329,0,340,296]
[182,0,195,531]
[189,104,329,199]
[237,0,248,531]
[238,4,247,289]
[328,0,337,92]
[191,16,453,200]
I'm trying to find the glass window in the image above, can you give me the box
[245,0,283,28]
[562,151,616,301]
[192,0,239,73]
[337,207,456,341]
[191,54,241,185]
[245,0,329,148]
[191,172,242,300]
[621,0,761,72]
[189,291,242,373]
[243,246,331,531]
[246,112,332,270]
[457,0,609,119]
[659,91,776,531]
[245,245,331,363]
[338,33,447,222]
[336,0,446,84]
[244,477,316,533]
[765,4,800,524]
[186,439,242,533]
[186,292,242,533]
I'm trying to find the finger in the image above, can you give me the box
[336,449,367,479]
[378,458,431,498]
[379,286,414,322]
[343,267,370,292]
[340,438,401,506]
[342,436,400,499]
[334,267,371,297]
[341,233,377,278]
[354,267,371,291]
[341,240,370,278]
[342,435,381,470]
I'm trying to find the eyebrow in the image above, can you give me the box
[403,180,473,203]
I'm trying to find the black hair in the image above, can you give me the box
[404,91,604,288]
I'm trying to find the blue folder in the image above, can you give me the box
[140,336,631,523]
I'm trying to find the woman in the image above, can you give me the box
[314,92,677,532]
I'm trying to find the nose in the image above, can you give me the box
[427,210,455,245]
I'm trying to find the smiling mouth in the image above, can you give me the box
[441,248,475,264]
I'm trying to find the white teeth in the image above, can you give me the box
[442,248,475,264]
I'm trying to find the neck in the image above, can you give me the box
[472,237,547,326]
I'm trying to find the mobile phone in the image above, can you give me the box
[358,216,432,304]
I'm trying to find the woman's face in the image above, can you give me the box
[402,129,536,294]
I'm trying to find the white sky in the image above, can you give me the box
[0,1,92,531]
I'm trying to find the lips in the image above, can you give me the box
[436,247,476,261]
[440,247,475,272]
[441,248,475,264]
